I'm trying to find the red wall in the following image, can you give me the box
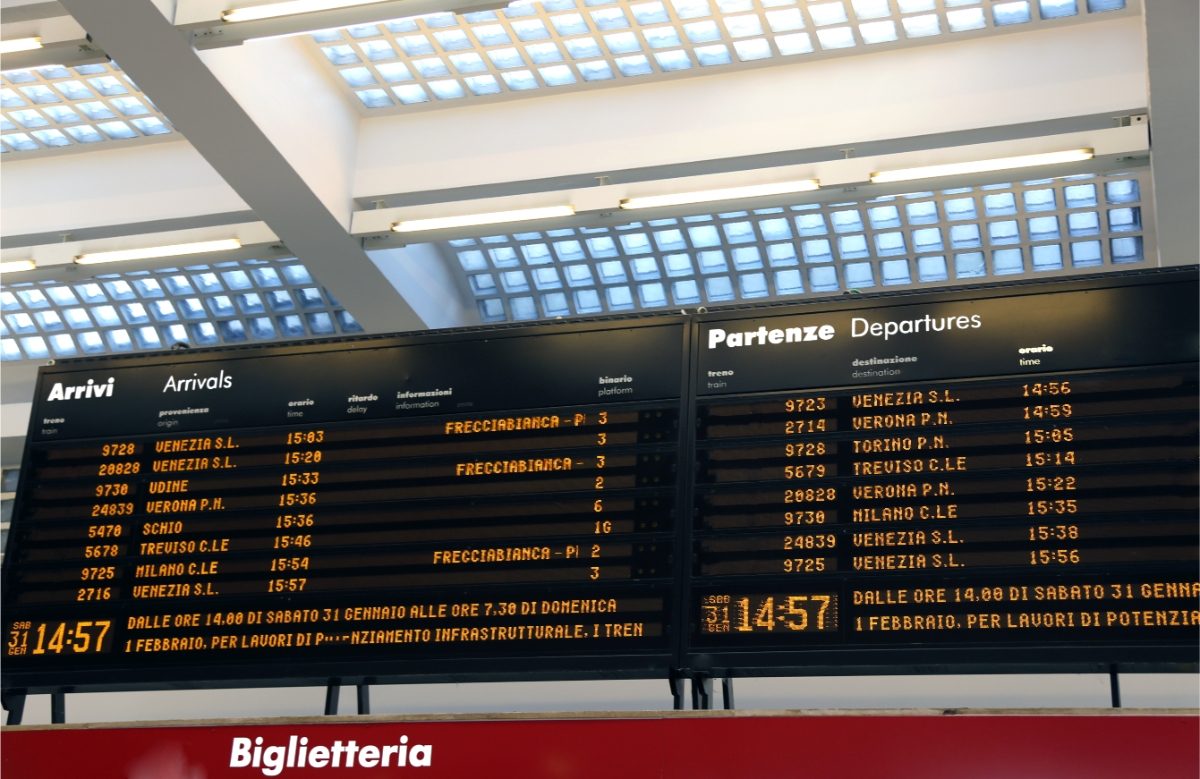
[4,711,1197,779]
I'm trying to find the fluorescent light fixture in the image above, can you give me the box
[0,37,43,55]
[870,149,1095,184]
[393,205,576,232]
[619,179,821,210]
[0,260,37,273]
[75,239,242,265]
[223,0,391,23]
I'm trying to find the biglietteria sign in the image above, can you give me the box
[230,734,431,775]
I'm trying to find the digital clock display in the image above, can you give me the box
[2,270,1197,695]
[699,593,838,634]
[6,620,114,656]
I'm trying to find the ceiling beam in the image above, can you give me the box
[1143,0,1199,267]
[176,0,508,49]
[57,0,427,333]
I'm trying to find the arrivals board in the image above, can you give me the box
[688,272,1199,671]
[1,320,687,691]
[2,270,1197,695]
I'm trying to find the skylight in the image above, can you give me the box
[0,258,363,361]
[440,169,1150,323]
[0,62,174,154]
[308,0,1131,111]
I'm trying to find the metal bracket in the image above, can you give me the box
[691,674,713,710]
[1114,113,1149,127]
[668,670,685,711]
[721,676,735,710]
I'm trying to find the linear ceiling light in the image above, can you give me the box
[0,37,43,55]
[0,260,37,273]
[620,179,821,210]
[75,238,243,265]
[222,0,391,23]
[392,205,576,233]
[870,149,1095,184]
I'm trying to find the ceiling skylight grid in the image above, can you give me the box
[0,258,363,362]
[0,61,174,154]
[308,0,1132,111]
[441,169,1150,323]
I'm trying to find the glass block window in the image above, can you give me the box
[0,258,363,361]
[307,0,1131,111]
[440,169,1150,323]
[1,62,174,154]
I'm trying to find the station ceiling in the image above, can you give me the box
[0,0,1192,367]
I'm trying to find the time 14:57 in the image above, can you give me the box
[31,620,112,654]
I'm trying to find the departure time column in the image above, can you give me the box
[1021,379,1081,567]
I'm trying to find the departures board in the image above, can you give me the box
[2,270,1197,695]
[687,270,1199,672]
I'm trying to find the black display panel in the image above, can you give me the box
[2,320,687,691]
[3,270,1197,696]
[686,271,1199,672]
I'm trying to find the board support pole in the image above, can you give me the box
[692,674,713,710]
[2,690,26,726]
[50,690,65,724]
[324,683,340,715]
[668,671,685,711]
[357,683,370,715]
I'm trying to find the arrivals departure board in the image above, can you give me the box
[1,320,687,691]
[687,273,1199,671]
[2,270,1197,695]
